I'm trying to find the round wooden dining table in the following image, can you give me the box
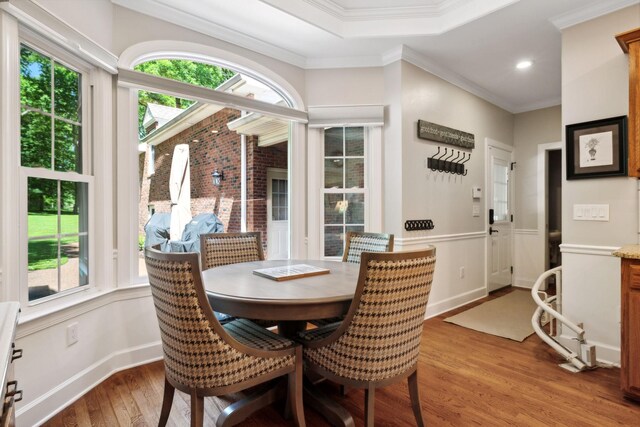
[202,259,361,427]
[202,259,360,337]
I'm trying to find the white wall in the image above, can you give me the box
[512,106,562,288]
[15,288,161,426]
[31,0,114,50]
[560,5,640,364]
[305,67,384,106]
[392,61,514,315]
[514,106,562,230]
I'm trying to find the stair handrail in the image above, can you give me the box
[531,266,588,371]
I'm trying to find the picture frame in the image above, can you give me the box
[565,115,627,180]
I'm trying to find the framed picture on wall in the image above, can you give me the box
[565,115,628,180]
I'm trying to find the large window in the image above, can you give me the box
[20,43,91,303]
[322,127,366,258]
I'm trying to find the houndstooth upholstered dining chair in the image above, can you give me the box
[144,246,305,427]
[199,232,276,327]
[312,231,395,327]
[342,231,394,264]
[200,232,265,270]
[298,248,436,427]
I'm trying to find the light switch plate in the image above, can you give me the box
[472,204,480,217]
[573,204,609,221]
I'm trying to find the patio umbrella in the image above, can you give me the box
[169,144,191,242]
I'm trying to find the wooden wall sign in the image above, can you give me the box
[417,119,475,149]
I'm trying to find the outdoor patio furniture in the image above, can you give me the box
[169,213,224,253]
[144,212,171,251]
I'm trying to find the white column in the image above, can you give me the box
[0,11,20,301]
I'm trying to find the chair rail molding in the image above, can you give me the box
[560,243,621,257]
[395,231,485,249]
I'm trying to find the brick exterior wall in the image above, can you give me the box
[138,107,287,251]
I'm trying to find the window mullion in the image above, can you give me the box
[50,57,55,170]
[56,179,61,293]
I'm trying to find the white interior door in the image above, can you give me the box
[267,168,289,260]
[487,144,513,292]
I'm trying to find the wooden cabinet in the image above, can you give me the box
[621,257,640,401]
[0,304,21,427]
[616,28,640,177]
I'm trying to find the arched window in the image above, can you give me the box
[127,57,300,279]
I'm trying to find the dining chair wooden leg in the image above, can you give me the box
[190,392,204,427]
[408,370,426,427]
[364,385,375,427]
[158,377,175,427]
[288,348,306,427]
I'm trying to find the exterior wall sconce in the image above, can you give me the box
[212,169,224,187]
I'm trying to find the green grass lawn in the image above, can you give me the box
[28,212,79,271]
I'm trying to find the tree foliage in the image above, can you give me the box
[21,46,82,213]
[134,59,235,137]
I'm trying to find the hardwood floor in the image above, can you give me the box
[43,289,640,426]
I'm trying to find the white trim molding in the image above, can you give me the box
[17,285,152,338]
[0,0,117,72]
[514,229,538,235]
[550,0,639,30]
[559,244,620,257]
[17,341,162,426]
[308,105,384,127]
[117,40,306,111]
[117,69,308,123]
[0,9,20,302]
[425,286,486,319]
[395,231,486,249]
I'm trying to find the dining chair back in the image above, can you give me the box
[200,231,264,270]
[299,248,436,427]
[342,231,394,264]
[144,246,305,427]
[311,231,395,327]
[199,231,276,327]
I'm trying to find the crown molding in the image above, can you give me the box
[511,97,561,114]
[112,0,307,68]
[550,0,639,30]
[305,54,384,69]
[393,45,517,112]
[263,0,519,37]
[302,0,454,20]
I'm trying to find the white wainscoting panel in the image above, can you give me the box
[559,247,621,365]
[15,291,161,426]
[397,232,487,318]
[514,229,543,289]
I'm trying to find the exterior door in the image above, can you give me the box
[487,144,513,292]
[267,168,289,259]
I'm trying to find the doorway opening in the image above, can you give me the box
[547,150,562,270]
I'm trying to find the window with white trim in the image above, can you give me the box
[322,127,366,258]
[20,41,92,303]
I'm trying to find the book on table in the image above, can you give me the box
[253,264,330,281]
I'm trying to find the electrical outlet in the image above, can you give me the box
[459,267,465,279]
[67,322,79,346]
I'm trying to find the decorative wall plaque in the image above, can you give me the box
[417,119,475,149]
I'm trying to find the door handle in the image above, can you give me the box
[489,227,499,234]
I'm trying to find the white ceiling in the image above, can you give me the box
[113,0,640,113]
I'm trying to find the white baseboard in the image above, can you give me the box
[17,341,163,427]
[514,278,536,289]
[425,286,486,319]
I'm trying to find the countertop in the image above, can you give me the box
[612,245,640,259]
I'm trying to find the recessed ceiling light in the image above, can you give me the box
[516,60,533,70]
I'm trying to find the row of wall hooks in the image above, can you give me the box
[427,147,470,176]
